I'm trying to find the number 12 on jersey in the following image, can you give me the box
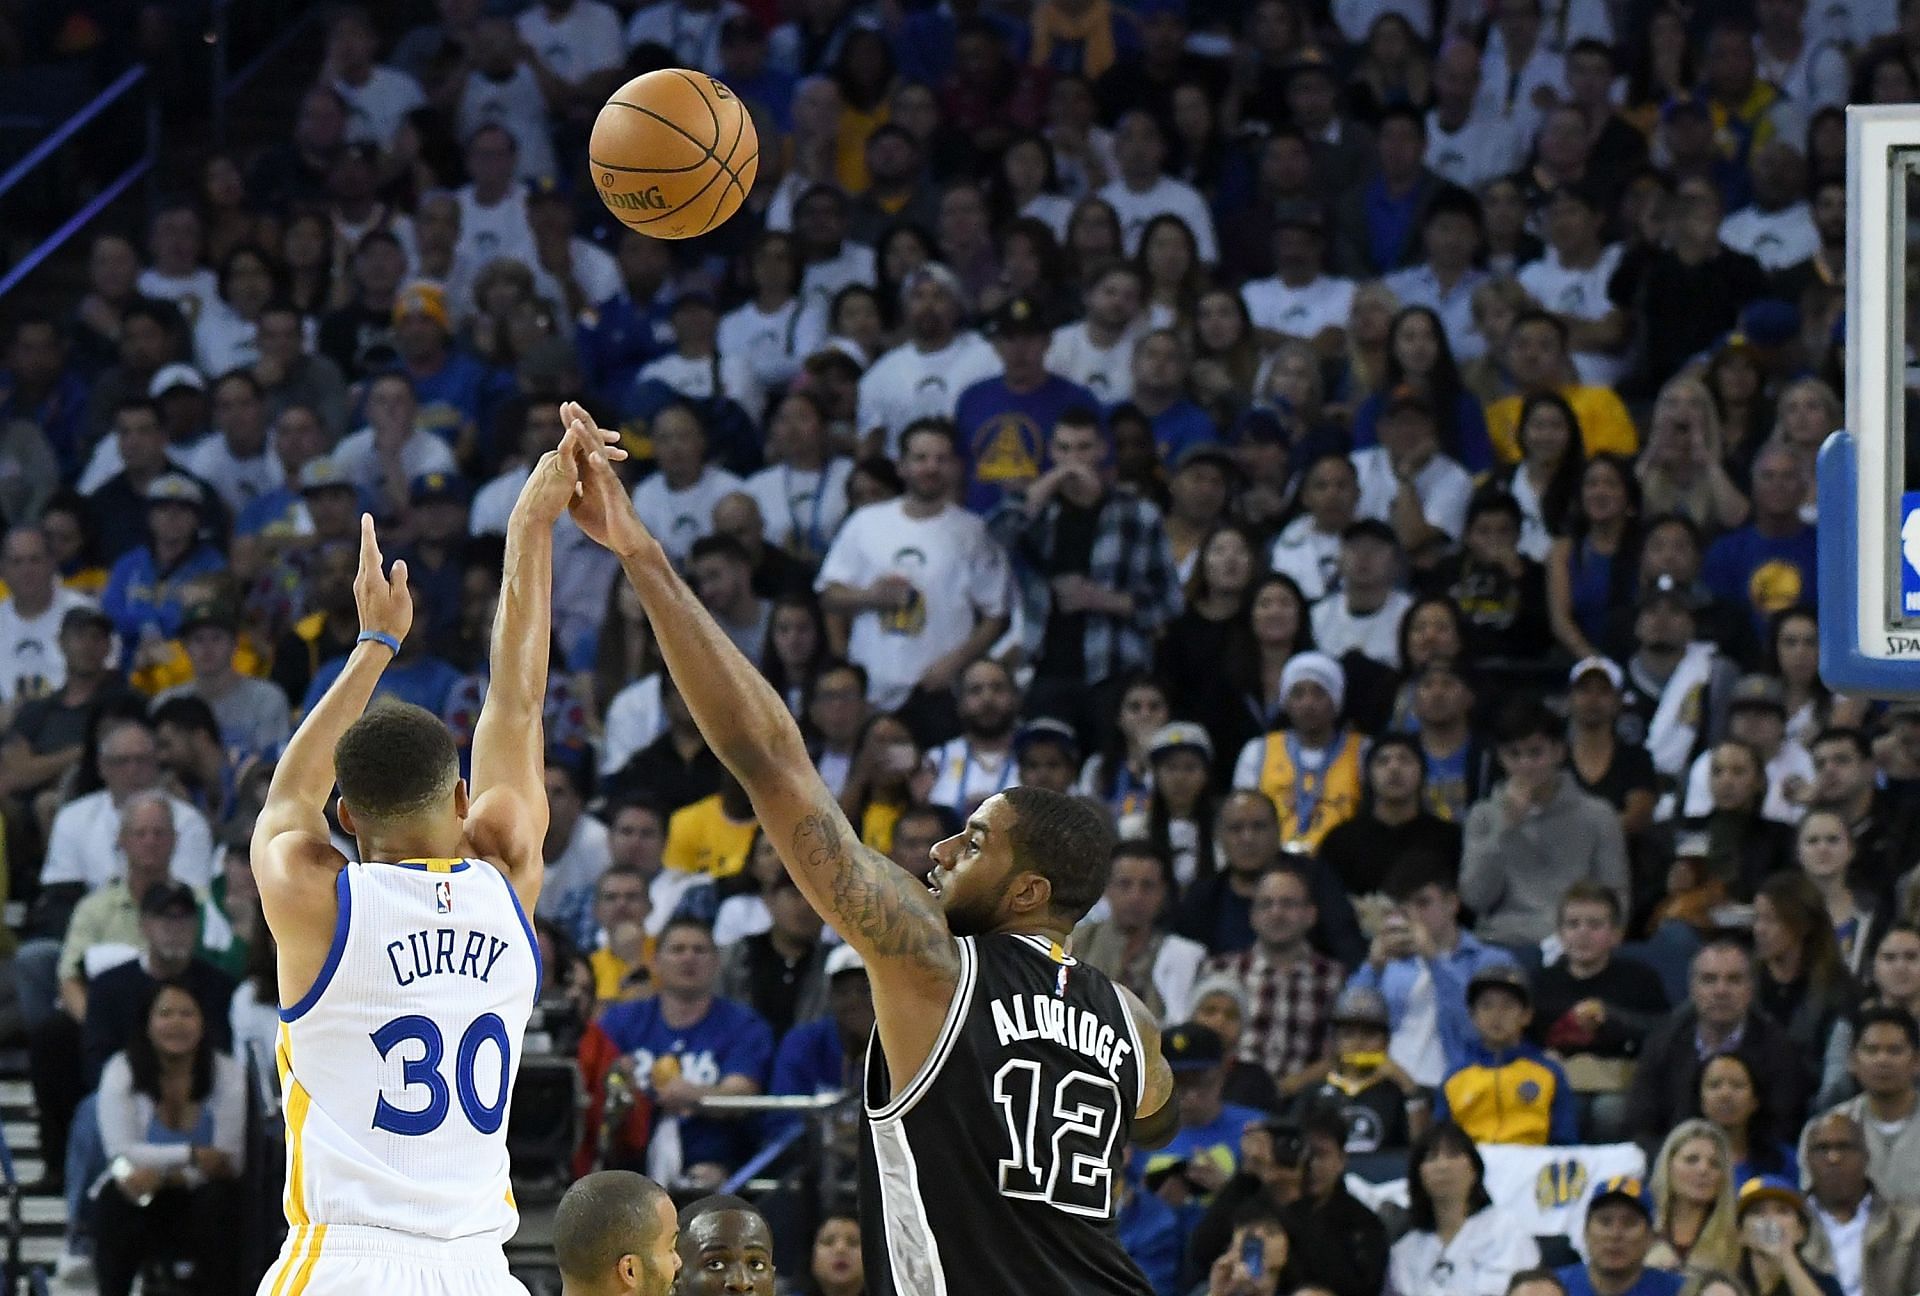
[992,1059,1123,1219]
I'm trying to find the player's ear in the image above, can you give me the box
[336,798,359,836]
[452,778,470,819]
[1010,870,1052,917]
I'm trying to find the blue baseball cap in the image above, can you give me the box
[409,472,471,507]
[1589,1175,1653,1222]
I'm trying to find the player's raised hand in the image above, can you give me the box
[355,514,413,643]
[562,405,656,560]
[516,437,583,526]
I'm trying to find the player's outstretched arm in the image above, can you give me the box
[253,516,407,985]
[1119,984,1177,1149]
[465,426,603,911]
[562,408,961,1022]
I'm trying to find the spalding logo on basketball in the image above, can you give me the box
[589,68,760,241]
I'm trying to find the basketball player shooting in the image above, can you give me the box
[249,425,612,1295]
[557,405,1176,1296]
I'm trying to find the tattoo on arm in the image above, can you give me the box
[790,806,957,976]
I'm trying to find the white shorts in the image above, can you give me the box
[257,1224,530,1296]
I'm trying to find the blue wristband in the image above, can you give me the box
[357,630,401,654]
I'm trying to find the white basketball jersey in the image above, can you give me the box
[275,858,539,1244]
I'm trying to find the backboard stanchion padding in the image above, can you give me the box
[1817,429,1920,699]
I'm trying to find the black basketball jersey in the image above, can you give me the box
[858,932,1155,1296]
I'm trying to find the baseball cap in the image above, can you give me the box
[1330,985,1390,1029]
[179,599,239,638]
[1148,721,1214,763]
[1737,1174,1809,1219]
[410,472,471,507]
[1739,298,1800,348]
[1012,718,1081,761]
[1589,1175,1654,1222]
[139,880,199,919]
[1728,673,1788,715]
[1568,656,1624,690]
[145,473,204,508]
[983,294,1051,339]
[1466,963,1532,1007]
[1162,1022,1226,1072]
[61,606,113,636]
[148,363,206,399]
[824,944,866,979]
[298,457,355,495]
[393,281,451,331]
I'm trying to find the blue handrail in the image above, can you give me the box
[0,64,145,205]
[0,157,153,299]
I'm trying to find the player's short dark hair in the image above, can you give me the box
[1001,786,1116,924]
[553,1170,674,1280]
[333,699,459,823]
[150,696,219,743]
[677,1192,760,1229]
[1855,1005,1920,1051]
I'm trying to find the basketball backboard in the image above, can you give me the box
[1819,106,1920,697]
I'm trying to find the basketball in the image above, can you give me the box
[589,69,760,240]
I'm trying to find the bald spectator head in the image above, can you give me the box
[118,791,178,894]
[710,492,766,561]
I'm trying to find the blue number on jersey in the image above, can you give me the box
[371,1013,512,1137]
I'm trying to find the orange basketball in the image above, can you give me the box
[589,69,759,240]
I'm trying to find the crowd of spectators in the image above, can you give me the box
[5,0,1920,1289]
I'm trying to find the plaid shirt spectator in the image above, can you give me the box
[1200,946,1345,1083]
[988,488,1183,684]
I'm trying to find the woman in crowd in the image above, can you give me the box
[1387,1121,1539,1296]
[874,223,937,327]
[746,390,856,567]
[1623,6,1697,131]
[595,578,666,768]
[1480,177,1541,276]
[994,132,1074,239]
[1732,1179,1843,1296]
[1635,376,1750,536]
[826,283,887,365]
[1653,741,1796,925]
[1256,340,1343,461]
[1120,722,1220,890]
[1351,307,1492,472]
[1491,391,1585,561]
[1752,872,1858,1060]
[831,29,898,189]
[839,712,931,851]
[1268,454,1358,602]
[1705,341,1774,489]
[1064,197,1126,289]
[1794,809,1885,981]
[714,829,785,946]
[1191,288,1268,414]
[1334,281,1400,413]
[1547,453,1642,661]
[762,595,832,718]
[1766,609,1866,745]
[199,154,278,267]
[94,983,245,1296]
[1647,1119,1742,1273]
[1344,14,1433,123]
[1219,573,1316,774]
[1816,924,1920,1107]
[1385,597,1470,733]
[194,243,282,377]
[1078,674,1174,819]
[1161,525,1261,739]
[799,1214,866,1296]
[279,208,337,318]
[1697,1052,1796,1189]
[989,217,1070,320]
[1138,214,1207,333]
[1169,80,1251,204]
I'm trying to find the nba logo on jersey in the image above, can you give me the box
[1901,493,1920,614]
[435,879,453,914]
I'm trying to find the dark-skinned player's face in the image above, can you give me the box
[676,1210,775,1296]
[927,794,1028,937]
